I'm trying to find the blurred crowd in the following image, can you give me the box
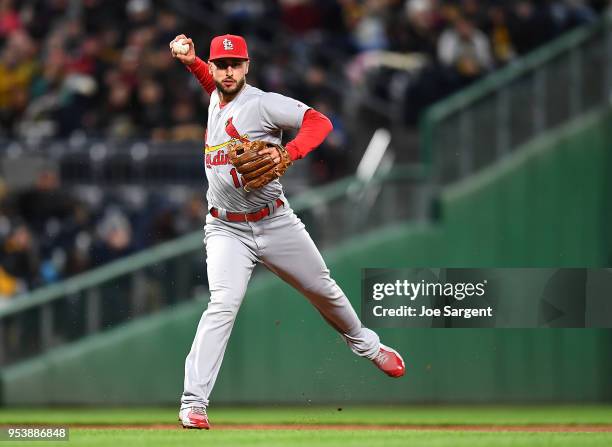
[1,0,609,135]
[343,0,607,123]
[0,0,609,298]
[0,0,209,142]
[0,167,206,300]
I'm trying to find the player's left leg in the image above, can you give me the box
[258,207,405,377]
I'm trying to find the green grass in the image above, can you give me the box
[65,430,612,447]
[0,406,611,446]
[2,405,612,426]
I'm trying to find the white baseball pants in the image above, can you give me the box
[180,203,380,409]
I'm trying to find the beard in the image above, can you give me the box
[215,77,245,96]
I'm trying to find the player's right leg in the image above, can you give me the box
[180,222,257,428]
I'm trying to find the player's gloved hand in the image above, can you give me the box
[257,145,282,164]
[228,140,293,192]
[169,34,196,66]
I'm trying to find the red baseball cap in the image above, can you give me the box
[209,34,249,61]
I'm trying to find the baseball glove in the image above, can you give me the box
[227,140,292,191]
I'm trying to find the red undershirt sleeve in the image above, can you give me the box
[285,109,333,161]
[186,57,215,96]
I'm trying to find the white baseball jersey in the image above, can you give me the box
[204,84,309,212]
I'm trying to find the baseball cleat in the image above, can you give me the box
[372,344,406,378]
[179,407,211,429]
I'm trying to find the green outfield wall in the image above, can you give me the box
[1,108,611,405]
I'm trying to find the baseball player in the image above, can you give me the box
[170,34,406,430]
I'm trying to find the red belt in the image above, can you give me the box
[210,198,284,222]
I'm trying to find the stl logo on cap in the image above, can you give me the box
[209,34,249,61]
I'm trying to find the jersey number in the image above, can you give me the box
[230,168,244,188]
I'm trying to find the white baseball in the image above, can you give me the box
[172,39,189,55]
